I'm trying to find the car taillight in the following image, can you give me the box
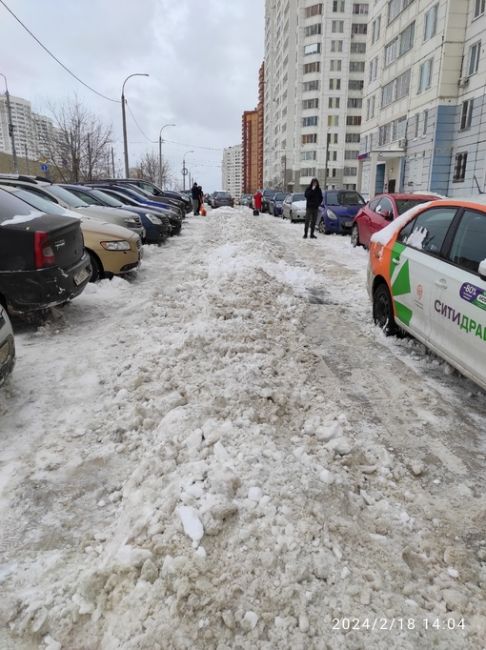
[34,231,56,269]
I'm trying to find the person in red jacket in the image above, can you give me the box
[253,190,262,214]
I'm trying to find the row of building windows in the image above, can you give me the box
[301,133,361,145]
[302,115,362,127]
[304,3,369,18]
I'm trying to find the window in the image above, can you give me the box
[348,97,362,108]
[303,116,318,126]
[351,42,366,53]
[345,150,359,159]
[350,61,365,72]
[449,210,486,273]
[333,0,345,10]
[467,41,481,76]
[423,109,429,134]
[346,133,361,143]
[328,115,340,126]
[303,80,319,91]
[353,3,369,14]
[460,99,474,130]
[300,167,317,176]
[301,150,317,160]
[381,69,411,106]
[330,59,342,71]
[347,115,362,126]
[418,58,433,92]
[332,20,344,32]
[349,79,364,90]
[385,22,415,65]
[388,0,415,24]
[343,166,358,176]
[303,62,320,74]
[414,112,419,138]
[304,43,321,55]
[369,56,379,82]
[453,152,468,182]
[401,208,456,254]
[329,78,342,89]
[305,23,322,36]
[424,4,438,40]
[474,0,486,18]
[352,23,368,34]
[302,133,318,144]
[303,98,319,109]
[329,97,341,108]
[372,15,381,43]
[305,4,322,18]
[331,40,343,52]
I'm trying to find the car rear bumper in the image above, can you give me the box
[0,252,92,312]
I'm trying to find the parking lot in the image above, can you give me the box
[0,207,485,650]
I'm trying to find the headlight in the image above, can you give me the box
[101,240,131,251]
[326,209,338,220]
[146,214,161,225]
[125,217,139,224]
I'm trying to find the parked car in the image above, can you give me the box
[0,187,91,311]
[0,175,145,240]
[95,179,188,215]
[61,185,169,245]
[282,192,306,222]
[90,185,181,236]
[261,189,276,213]
[240,194,253,207]
[369,199,486,391]
[268,191,287,216]
[209,192,234,208]
[0,304,15,385]
[318,189,366,235]
[1,185,142,281]
[352,193,438,249]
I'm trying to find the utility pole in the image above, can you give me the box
[121,73,149,178]
[111,147,115,178]
[24,143,29,174]
[324,133,331,191]
[158,123,175,188]
[182,150,193,191]
[0,73,18,173]
[87,133,92,182]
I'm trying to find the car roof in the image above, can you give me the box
[373,193,439,200]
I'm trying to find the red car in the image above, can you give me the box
[351,193,439,249]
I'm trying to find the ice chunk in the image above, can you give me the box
[177,506,204,543]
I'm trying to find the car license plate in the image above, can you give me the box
[74,266,91,286]
[0,341,10,365]
[344,221,353,227]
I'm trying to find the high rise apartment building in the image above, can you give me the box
[242,109,261,193]
[222,144,243,198]
[264,0,369,191]
[359,0,486,198]
[0,95,54,161]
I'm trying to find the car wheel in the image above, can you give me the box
[318,220,326,234]
[350,224,360,248]
[373,283,397,336]
[88,251,102,282]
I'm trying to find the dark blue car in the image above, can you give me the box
[318,190,365,235]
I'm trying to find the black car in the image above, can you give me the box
[0,188,91,312]
[93,179,187,217]
[268,191,287,216]
[209,192,234,208]
[261,189,277,213]
[61,185,170,245]
[89,185,181,236]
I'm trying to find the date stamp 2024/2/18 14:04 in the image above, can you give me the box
[332,617,466,632]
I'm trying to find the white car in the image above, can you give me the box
[0,305,15,385]
[282,192,307,222]
[368,199,486,391]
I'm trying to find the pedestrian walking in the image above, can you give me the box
[303,178,323,239]
[253,190,262,215]
[191,182,200,215]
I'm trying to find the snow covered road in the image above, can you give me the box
[0,207,485,650]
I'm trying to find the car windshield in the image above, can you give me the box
[49,185,89,207]
[395,199,430,215]
[215,192,231,198]
[274,192,286,200]
[292,193,305,202]
[91,189,124,207]
[0,188,43,221]
[326,191,365,206]
[8,187,70,216]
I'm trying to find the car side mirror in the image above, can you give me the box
[381,209,392,220]
[479,259,486,280]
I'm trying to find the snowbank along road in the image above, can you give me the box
[0,206,485,650]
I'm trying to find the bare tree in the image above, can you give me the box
[133,150,171,187]
[44,98,112,182]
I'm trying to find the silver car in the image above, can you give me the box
[0,305,15,386]
[282,192,307,222]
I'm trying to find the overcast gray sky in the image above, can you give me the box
[0,0,264,191]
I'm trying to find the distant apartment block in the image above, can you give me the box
[0,94,55,161]
[359,0,486,198]
[241,61,264,195]
[222,144,243,198]
[264,0,368,191]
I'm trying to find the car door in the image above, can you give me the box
[359,198,381,246]
[391,206,458,339]
[429,208,486,384]
[370,197,394,239]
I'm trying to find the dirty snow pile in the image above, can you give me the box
[0,208,485,650]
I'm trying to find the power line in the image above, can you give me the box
[126,103,156,143]
[0,0,120,103]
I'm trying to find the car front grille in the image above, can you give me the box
[136,238,142,250]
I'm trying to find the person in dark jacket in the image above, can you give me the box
[191,182,200,215]
[304,178,323,239]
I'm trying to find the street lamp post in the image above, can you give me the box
[159,123,175,188]
[0,73,18,173]
[121,73,149,178]
[182,150,193,191]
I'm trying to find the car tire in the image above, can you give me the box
[318,220,327,234]
[350,224,361,248]
[88,251,102,283]
[373,283,397,336]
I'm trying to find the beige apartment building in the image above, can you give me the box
[222,144,243,199]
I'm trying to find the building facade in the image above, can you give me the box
[242,109,260,194]
[264,0,369,191]
[0,94,55,161]
[222,144,243,199]
[359,0,486,198]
